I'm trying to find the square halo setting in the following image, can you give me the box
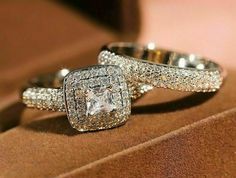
[63,65,131,132]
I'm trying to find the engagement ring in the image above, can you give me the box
[22,65,131,132]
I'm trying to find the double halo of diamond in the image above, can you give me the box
[22,65,131,132]
[98,42,225,95]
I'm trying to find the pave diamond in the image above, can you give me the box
[63,65,131,132]
[86,87,116,116]
[98,50,223,93]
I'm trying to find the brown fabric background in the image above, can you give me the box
[0,1,235,178]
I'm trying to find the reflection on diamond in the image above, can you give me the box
[86,87,116,116]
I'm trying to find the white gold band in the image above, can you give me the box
[22,88,65,111]
[98,42,224,93]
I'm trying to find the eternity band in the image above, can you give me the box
[22,65,131,131]
[98,42,225,92]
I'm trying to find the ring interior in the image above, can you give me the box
[24,69,70,89]
[107,43,220,70]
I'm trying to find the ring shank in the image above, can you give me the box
[99,42,224,92]
[22,69,70,111]
[106,42,220,71]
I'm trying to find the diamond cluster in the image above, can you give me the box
[63,65,131,131]
[98,50,223,93]
[22,88,65,111]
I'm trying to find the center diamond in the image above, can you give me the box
[85,87,116,116]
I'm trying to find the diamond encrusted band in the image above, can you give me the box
[23,88,65,111]
[98,42,225,93]
[22,65,131,131]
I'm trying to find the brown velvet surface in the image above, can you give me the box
[0,1,235,178]
[59,108,236,178]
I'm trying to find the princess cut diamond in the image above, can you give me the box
[86,87,116,116]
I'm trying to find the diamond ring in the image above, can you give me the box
[22,65,131,132]
[98,42,225,94]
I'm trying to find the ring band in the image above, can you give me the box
[22,65,131,132]
[98,42,225,93]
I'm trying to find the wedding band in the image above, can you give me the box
[22,65,131,132]
[98,42,225,93]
